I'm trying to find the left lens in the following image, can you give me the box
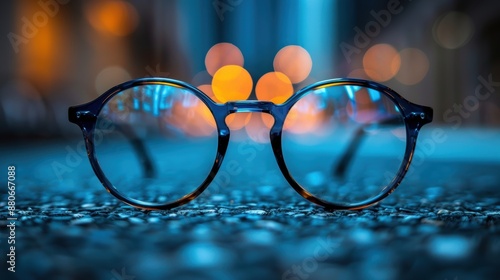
[281,84,407,206]
[93,83,218,206]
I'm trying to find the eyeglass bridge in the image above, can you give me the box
[226,101,276,114]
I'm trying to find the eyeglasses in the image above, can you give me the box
[68,77,433,210]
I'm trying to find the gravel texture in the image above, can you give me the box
[1,138,500,280]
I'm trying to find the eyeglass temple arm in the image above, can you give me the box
[332,116,402,178]
[112,122,156,178]
[68,108,156,178]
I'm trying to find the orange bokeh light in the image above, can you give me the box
[284,94,324,134]
[86,0,139,37]
[395,48,430,85]
[273,45,312,84]
[255,72,294,104]
[260,114,275,129]
[226,113,252,131]
[245,113,271,143]
[197,84,220,102]
[205,43,244,76]
[198,84,251,130]
[212,65,253,102]
[162,93,216,137]
[363,44,401,82]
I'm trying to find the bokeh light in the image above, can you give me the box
[433,11,474,49]
[162,92,216,137]
[260,114,275,129]
[205,43,244,76]
[273,45,312,84]
[212,65,253,102]
[363,44,401,82]
[226,113,252,131]
[197,84,220,102]
[395,48,430,85]
[85,0,139,37]
[284,93,324,134]
[197,84,256,132]
[245,113,271,143]
[95,66,131,94]
[198,84,251,130]
[255,72,294,104]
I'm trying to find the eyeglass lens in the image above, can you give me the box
[93,83,407,205]
[282,85,406,204]
[94,85,218,204]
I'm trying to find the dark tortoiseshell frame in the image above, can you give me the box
[69,77,433,210]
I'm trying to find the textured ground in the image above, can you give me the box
[1,128,500,280]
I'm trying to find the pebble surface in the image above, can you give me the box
[1,142,500,280]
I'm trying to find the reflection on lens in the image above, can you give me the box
[94,84,218,205]
[282,85,407,205]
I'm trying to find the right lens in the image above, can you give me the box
[93,84,218,205]
[281,84,407,206]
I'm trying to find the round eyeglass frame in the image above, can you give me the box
[69,77,433,210]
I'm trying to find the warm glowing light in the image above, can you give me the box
[197,85,251,129]
[273,45,312,84]
[433,11,474,49]
[16,1,69,93]
[86,0,139,36]
[395,48,430,85]
[197,84,220,102]
[95,66,132,94]
[260,114,274,129]
[255,72,294,104]
[226,113,252,131]
[363,44,401,82]
[245,113,271,143]
[205,43,244,76]
[212,65,253,102]
[284,93,324,134]
[162,93,216,137]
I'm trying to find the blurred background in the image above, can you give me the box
[2,1,500,280]
[1,0,499,139]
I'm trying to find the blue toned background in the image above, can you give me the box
[1,1,500,280]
